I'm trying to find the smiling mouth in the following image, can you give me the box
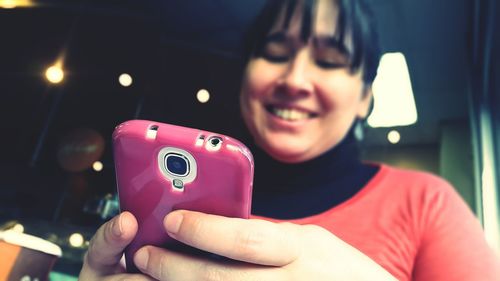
[265,105,318,121]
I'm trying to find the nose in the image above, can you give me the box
[278,49,314,97]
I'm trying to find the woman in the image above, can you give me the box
[79,0,500,280]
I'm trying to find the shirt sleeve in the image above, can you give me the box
[412,178,500,280]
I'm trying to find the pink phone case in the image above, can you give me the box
[112,120,254,272]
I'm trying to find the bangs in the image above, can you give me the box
[243,0,381,84]
[275,0,323,44]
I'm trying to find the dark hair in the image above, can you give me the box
[242,0,381,85]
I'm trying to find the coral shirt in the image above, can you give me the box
[254,164,500,280]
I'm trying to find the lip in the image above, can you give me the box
[263,104,319,130]
[265,103,319,117]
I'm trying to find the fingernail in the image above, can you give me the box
[134,248,149,270]
[165,212,183,235]
[112,213,123,237]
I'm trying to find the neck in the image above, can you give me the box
[251,128,362,193]
[249,126,379,219]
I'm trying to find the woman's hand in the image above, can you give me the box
[79,212,155,281]
[133,210,397,281]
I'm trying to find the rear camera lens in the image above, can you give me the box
[205,136,223,151]
[165,154,189,176]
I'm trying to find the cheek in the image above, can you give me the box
[243,60,279,99]
[318,74,364,114]
[240,63,268,119]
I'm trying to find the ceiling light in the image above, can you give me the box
[69,233,84,248]
[119,73,133,87]
[1,0,16,8]
[196,89,210,103]
[1,0,34,8]
[368,53,418,128]
[45,65,64,84]
[92,161,103,172]
[387,130,401,144]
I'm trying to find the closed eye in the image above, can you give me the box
[257,33,292,63]
[262,44,292,63]
[313,37,351,69]
[315,60,348,69]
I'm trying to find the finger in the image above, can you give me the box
[83,211,138,275]
[134,246,289,281]
[163,210,301,266]
[100,273,157,281]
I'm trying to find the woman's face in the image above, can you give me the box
[240,0,372,163]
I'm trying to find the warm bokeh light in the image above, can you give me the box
[0,0,34,8]
[387,130,401,144]
[69,233,84,248]
[1,0,16,8]
[196,89,210,103]
[92,161,103,172]
[45,65,64,84]
[119,73,133,87]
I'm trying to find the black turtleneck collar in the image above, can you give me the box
[249,126,380,219]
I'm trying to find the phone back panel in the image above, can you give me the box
[112,120,254,272]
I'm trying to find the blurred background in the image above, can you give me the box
[0,0,498,279]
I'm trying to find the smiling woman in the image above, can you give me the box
[78,0,500,280]
[240,0,375,163]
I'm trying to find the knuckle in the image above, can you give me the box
[85,238,102,267]
[233,229,264,261]
[119,276,151,281]
[200,262,226,281]
[276,223,302,262]
[302,224,330,236]
[85,224,120,269]
[300,224,337,250]
[278,222,302,238]
[187,215,207,243]
[158,253,171,279]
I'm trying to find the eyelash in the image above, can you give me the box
[261,52,289,63]
[262,54,346,69]
[258,45,349,69]
[315,60,347,69]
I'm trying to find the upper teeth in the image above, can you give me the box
[273,108,310,121]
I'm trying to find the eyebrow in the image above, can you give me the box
[263,32,288,43]
[264,33,351,55]
[313,36,351,56]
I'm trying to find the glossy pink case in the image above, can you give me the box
[112,120,254,272]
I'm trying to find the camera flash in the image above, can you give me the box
[147,125,158,139]
[196,135,205,147]
[173,179,184,191]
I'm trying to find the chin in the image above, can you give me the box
[268,149,312,163]
[259,138,313,163]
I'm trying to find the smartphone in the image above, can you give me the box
[112,120,254,272]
